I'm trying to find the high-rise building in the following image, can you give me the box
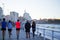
[0,7,3,21]
[10,11,18,22]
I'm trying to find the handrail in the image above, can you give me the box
[36,27,60,40]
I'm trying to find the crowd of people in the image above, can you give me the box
[0,18,36,40]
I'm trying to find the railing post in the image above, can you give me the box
[37,28,39,36]
[52,30,54,40]
[43,29,45,40]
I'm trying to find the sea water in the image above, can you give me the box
[30,24,60,40]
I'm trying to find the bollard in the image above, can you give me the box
[43,29,45,40]
[52,30,54,40]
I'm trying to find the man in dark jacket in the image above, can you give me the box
[25,20,31,38]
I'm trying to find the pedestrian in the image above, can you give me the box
[7,20,13,38]
[15,20,21,39]
[1,18,7,40]
[32,20,36,37]
[25,20,31,38]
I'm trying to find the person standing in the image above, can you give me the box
[1,18,7,40]
[32,20,36,37]
[7,20,13,38]
[15,20,21,39]
[25,20,31,38]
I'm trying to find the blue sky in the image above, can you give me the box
[0,0,60,19]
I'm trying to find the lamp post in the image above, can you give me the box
[2,3,5,16]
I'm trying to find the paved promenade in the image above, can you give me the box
[0,27,50,40]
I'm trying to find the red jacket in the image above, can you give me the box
[15,22,21,28]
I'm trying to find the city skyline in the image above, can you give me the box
[0,0,60,19]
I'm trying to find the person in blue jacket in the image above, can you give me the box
[8,20,13,38]
[1,18,7,40]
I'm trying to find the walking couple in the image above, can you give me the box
[25,20,36,38]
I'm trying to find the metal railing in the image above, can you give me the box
[36,27,60,40]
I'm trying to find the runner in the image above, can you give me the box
[8,20,12,38]
[1,18,7,40]
[15,20,21,39]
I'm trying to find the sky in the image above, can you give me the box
[0,0,60,19]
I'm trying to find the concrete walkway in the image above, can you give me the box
[0,27,50,40]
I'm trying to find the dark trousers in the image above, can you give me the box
[33,30,35,37]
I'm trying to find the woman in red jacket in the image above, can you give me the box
[15,20,21,39]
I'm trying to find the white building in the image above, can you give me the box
[5,15,11,21]
[10,11,18,22]
[23,11,31,21]
[0,7,3,21]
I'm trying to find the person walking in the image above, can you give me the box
[25,20,31,38]
[1,18,7,40]
[7,20,13,38]
[32,20,36,37]
[15,20,21,39]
